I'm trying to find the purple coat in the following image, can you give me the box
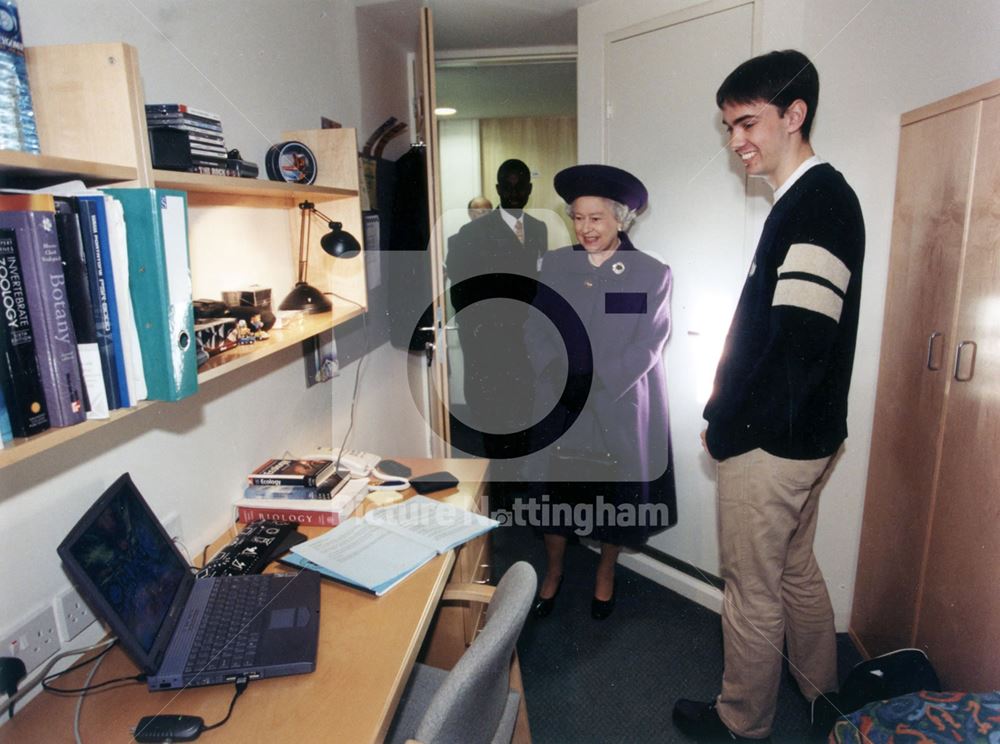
[523,233,676,542]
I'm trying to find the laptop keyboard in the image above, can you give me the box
[185,576,270,674]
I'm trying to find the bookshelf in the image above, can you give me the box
[0,42,367,470]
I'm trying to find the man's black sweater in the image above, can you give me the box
[704,163,865,461]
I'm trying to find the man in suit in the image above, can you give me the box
[446,159,547,474]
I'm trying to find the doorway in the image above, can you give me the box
[435,56,578,456]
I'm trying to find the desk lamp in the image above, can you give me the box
[279,200,361,313]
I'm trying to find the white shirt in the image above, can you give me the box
[499,207,522,235]
[774,155,823,203]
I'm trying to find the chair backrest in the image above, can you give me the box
[414,561,537,744]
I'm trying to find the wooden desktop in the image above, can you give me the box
[0,458,527,744]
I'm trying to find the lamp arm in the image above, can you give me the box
[311,206,341,229]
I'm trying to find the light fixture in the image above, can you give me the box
[279,200,361,314]
[434,106,457,116]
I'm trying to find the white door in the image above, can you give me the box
[605,0,756,575]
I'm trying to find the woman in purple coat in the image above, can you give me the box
[524,164,676,620]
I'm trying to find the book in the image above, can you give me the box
[0,384,11,443]
[236,478,368,528]
[77,194,132,409]
[53,197,109,419]
[75,195,125,409]
[284,495,498,596]
[248,458,338,487]
[0,227,48,437]
[0,194,86,427]
[102,195,146,403]
[244,471,349,501]
[0,0,40,153]
[102,189,196,402]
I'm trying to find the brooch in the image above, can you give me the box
[612,261,625,275]
[584,279,594,288]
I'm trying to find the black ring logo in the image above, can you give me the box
[408,273,592,459]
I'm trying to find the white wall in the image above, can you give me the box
[579,0,1000,629]
[0,0,431,688]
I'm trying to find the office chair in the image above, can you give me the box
[386,561,537,744]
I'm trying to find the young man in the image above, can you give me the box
[673,50,865,741]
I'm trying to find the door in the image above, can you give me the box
[850,102,979,656]
[604,0,755,574]
[915,93,1000,688]
[419,6,451,456]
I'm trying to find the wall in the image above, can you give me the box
[578,0,1000,628]
[0,0,430,699]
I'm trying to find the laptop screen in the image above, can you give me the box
[59,474,190,656]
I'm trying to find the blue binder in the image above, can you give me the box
[102,188,197,402]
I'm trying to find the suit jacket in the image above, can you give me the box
[446,208,546,318]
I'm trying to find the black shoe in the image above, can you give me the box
[531,576,562,618]
[590,590,615,620]
[672,699,766,742]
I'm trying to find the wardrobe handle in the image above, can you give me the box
[953,340,977,382]
[926,332,944,370]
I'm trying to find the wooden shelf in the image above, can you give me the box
[197,304,364,383]
[0,307,363,470]
[0,150,137,188]
[152,170,357,201]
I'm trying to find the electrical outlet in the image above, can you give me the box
[53,585,97,643]
[1,605,59,674]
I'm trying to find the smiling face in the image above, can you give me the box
[570,196,622,254]
[721,98,810,190]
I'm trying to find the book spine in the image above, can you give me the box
[79,196,130,407]
[243,484,332,500]
[0,383,12,442]
[236,504,340,527]
[0,210,85,427]
[0,0,40,153]
[54,199,108,419]
[0,228,48,436]
[74,197,121,410]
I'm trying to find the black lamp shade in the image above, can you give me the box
[320,222,361,258]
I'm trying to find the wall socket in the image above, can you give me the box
[1,605,59,674]
[53,585,97,643]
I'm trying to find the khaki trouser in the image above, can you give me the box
[715,448,839,739]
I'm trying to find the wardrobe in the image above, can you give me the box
[850,79,1000,690]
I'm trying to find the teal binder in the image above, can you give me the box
[102,188,197,402]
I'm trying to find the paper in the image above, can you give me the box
[288,495,498,595]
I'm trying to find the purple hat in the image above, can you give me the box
[554,164,648,212]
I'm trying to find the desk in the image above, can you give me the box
[0,458,503,744]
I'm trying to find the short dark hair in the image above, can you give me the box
[497,158,530,183]
[716,49,819,140]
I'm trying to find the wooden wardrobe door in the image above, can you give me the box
[915,94,1000,689]
[850,103,979,656]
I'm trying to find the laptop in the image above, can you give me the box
[57,473,321,691]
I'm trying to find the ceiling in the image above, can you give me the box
[427,0,585,120]
[426,0,587,51]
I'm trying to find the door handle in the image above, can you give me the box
[418,325,457,332]
[926,332,944,371]
[953,340,977,382]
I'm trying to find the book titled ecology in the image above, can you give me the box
[248,458,338,487]
[236,477,367,528]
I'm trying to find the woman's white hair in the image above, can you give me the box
[565,197,639,232]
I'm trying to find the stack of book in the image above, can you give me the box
[236,457,368,527]
[145,104,229,175]
[0,186,198,442]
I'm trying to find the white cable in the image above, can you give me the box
[72,644,107,744]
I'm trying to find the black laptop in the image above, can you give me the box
[57,473,321,691]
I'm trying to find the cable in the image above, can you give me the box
[324,292,369,475]
[201,675,250,731]
[73,641,108,744]
[0,637,117,720]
